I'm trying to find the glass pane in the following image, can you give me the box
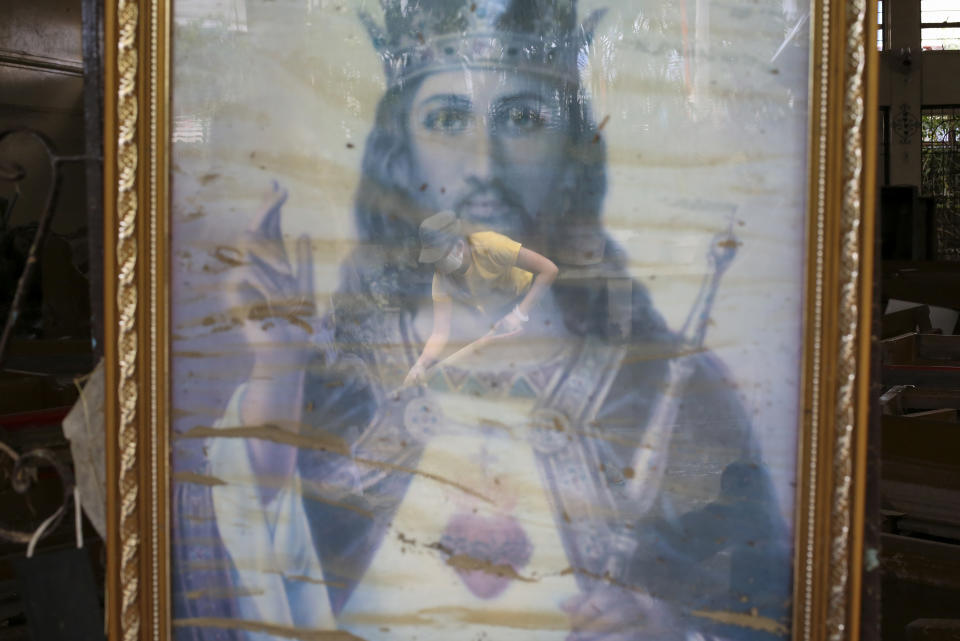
[921,0,960,49]
[168,1,812,639]
[922,26,960,49]
[878,0,885,51]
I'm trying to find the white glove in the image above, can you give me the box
[494,306,529,334]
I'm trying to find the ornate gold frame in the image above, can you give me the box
[102,0,877,638]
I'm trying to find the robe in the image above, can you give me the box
[173,321,791,641]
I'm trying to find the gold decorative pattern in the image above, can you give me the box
[827,0,868,636]
[799,0,831,634]
[116,0,141,641]
[149,0,160,635]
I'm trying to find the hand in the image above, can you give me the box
[403,362,427,387]
[493,307,527,335]
[563,586,682,641]
[224,182,316,370]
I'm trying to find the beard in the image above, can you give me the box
[450,178,535,241]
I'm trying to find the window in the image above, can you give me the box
[921,107,960,258]
[878,0,886,51]
[921,0,960,50]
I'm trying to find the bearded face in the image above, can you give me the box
[351,61,607,281]
[404,69,575,242]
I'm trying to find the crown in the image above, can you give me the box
[360,0,605,88]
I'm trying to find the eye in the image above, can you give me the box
[422,107,472,133]
[494,104,550,134]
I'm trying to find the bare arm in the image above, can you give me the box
[404,296,452,385]
[222,184,315,503]
[420,295,453,366]
[514,247,559,317]
[240,367,305,501]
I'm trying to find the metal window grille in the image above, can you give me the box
[921,106,960,259]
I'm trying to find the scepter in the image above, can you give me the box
[602,223,740,583]
[625,222,739,516]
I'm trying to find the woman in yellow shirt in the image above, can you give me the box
[404,211,559,386]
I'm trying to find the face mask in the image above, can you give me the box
[436,243,463,275]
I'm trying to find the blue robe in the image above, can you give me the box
[172,258,791,641]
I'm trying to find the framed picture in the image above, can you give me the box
[103,0,877,639]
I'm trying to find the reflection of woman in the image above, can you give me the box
[175,182,791,641]
[404,211,559,386]
[172,2,792,639]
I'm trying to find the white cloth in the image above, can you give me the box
[208,385,580,640]
[209,385,337,641]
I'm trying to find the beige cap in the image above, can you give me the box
[417,211,462,263]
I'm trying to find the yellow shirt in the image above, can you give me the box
[432,231,534,313]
